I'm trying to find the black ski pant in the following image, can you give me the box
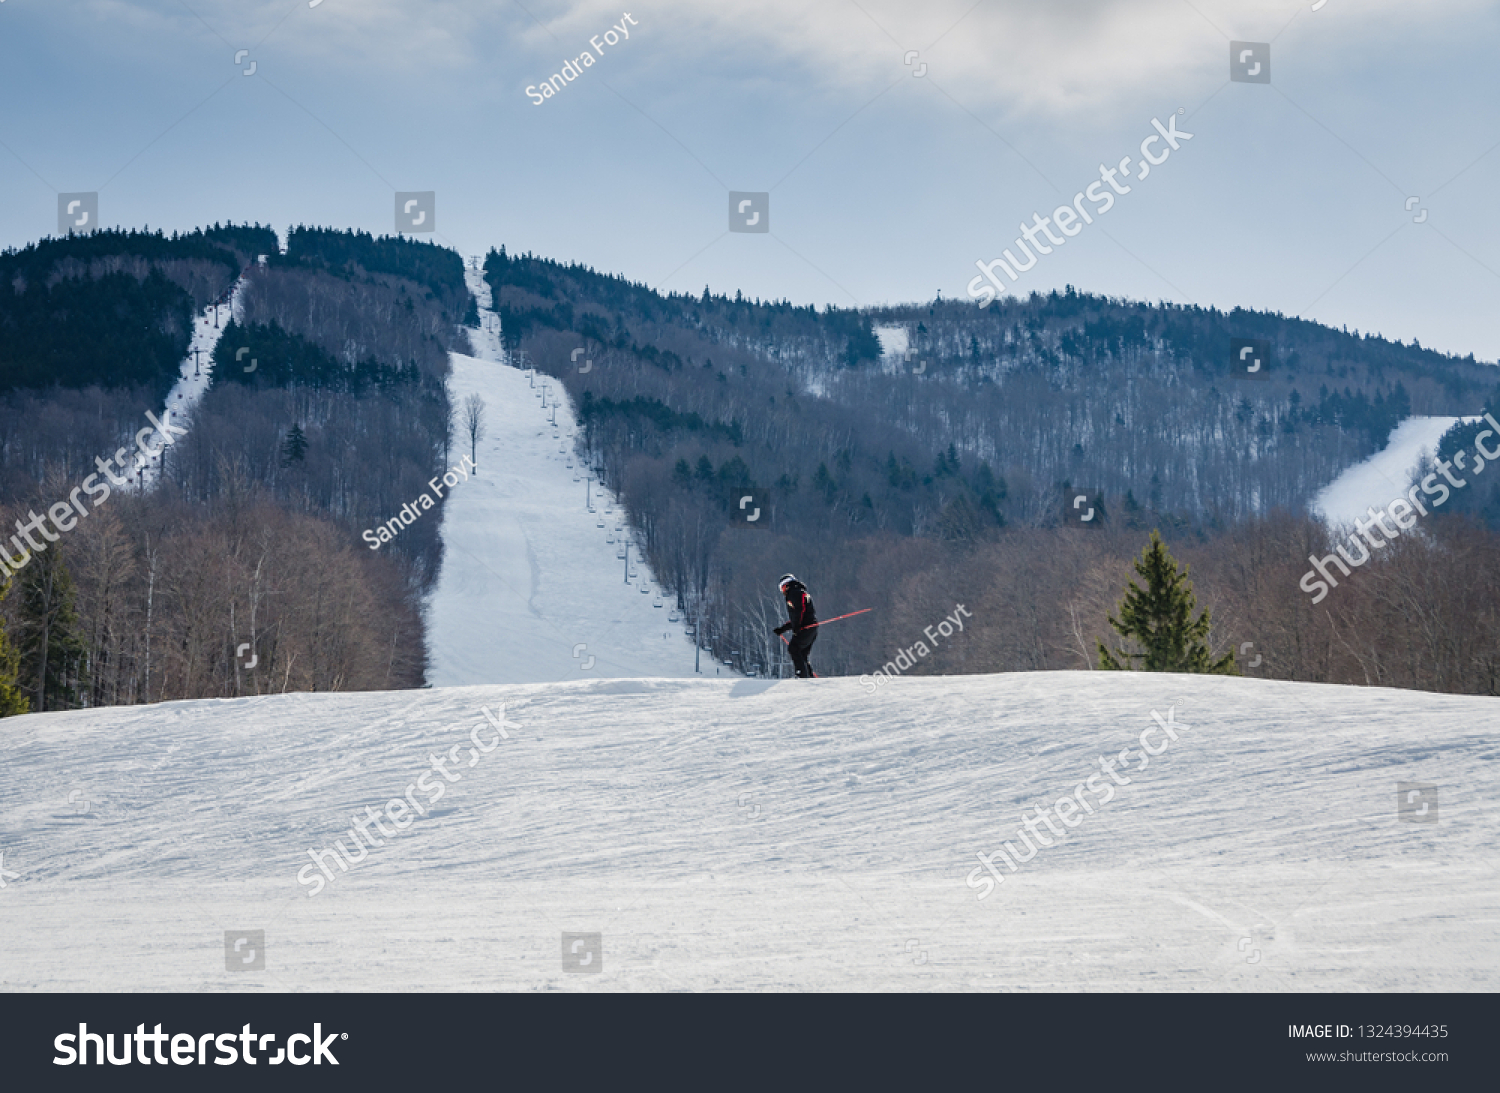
[787,629,817,678]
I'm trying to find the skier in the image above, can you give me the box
[773,573,819,678]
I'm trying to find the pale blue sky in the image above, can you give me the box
[3,0,1498,361]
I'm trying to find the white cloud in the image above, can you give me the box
[607,0,1492,120]
[85,0,1493,118]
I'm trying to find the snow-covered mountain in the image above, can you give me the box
[421,262,706,685]
[1,672,1493,991]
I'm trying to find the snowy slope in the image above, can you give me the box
[422,262,705,685]
[129,273,247,489]
[874,323,910,373]
[1,673,1494,991]
[1312,416,1477,527]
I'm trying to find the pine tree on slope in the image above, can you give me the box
[1097,531,1238,674]
[16,546,89,712]
[0,575,29,716]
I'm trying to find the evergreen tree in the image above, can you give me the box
[15,547,89,711]
[813,462,837,504]
[0,575,29,717]
[840,317,882,368]
[281,423,309,465]
[715,456,751,485]
[1097,532,1237,674]
[975,461,1006,525]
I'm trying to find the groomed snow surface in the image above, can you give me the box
[0,672,1494,991]
[422,263,702,685]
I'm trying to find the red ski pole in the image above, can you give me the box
[802,608,871,630]
[775,609,869,678]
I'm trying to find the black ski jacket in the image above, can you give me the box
[782,581,817,633]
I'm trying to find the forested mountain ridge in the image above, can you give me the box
[0,225,1495,711]
[492,248,1496,540]
[0,227,463,710]
[491,246,1500,693]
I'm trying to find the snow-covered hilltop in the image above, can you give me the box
[421,262,704,685]
[1,672,1493,991]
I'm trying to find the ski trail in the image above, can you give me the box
[421,259,709,685]
[134,263,256,490]
[1312,415,1480,527]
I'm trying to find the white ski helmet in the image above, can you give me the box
[778,573,796,591]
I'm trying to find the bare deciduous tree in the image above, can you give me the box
[462,393,487,471]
